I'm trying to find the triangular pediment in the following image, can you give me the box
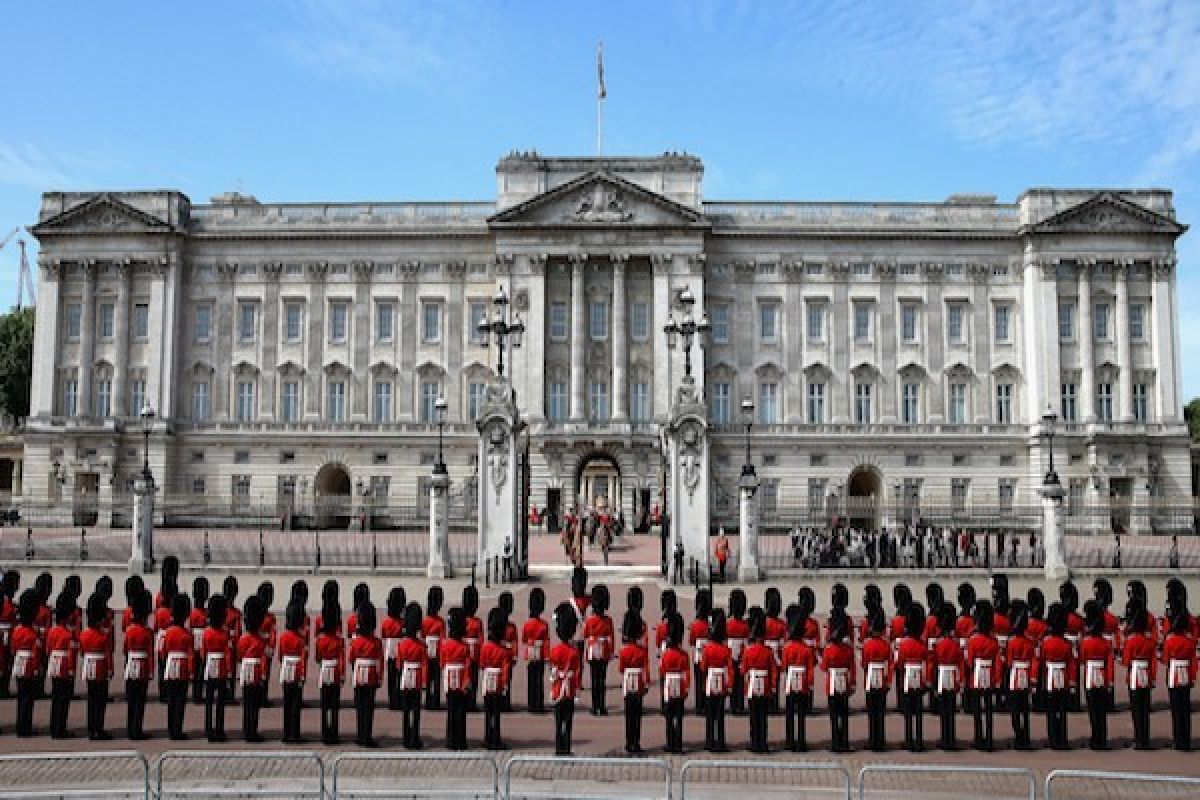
[32,193,175,235]
[489,171,709,229]
[1024,192,1186,236]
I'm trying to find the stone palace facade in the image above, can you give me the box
[23,153,1191,534]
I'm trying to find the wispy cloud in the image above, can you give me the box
[271,0,495,93]
[0,143,84,190]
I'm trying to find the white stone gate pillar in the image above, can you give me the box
[130,476,155,574]
[738,476,761,581]
[477,385,520,574]
[666,381,710,576]
[427,470,451,579]
[1042,481,1068,580]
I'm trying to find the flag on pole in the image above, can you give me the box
[597,42,606,99]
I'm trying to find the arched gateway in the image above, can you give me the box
[314,463,352,529]
[846,466,882,532]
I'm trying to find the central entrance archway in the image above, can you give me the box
[314,463,352,529]
[576,452,621,515]
[846,466,882,531]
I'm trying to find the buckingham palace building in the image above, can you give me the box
[20,152,1192,535]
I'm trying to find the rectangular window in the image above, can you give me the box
[373,381,392,422]
[901,304,918,343]
[329,301,348,343]
[759,302,779,343]
[98,303,114,338]
[66,304,82,339]
[631,382,650,422]
[421,302,441,343]
[133,304,149,340]
[902,382,920,424]
[1068,479,1086,515]
[947,303,965,344]
[62,379,78,417]
[1061,382,1078,422]
[95,380,111,417]
[1133,382,1149,422]
[589,381,609,421]
[327,381,346,422]
[548,381,568,422]
[948,383,967,424]
[192,479,206,496]
[468,301,486,345]
[467,382,485,421]
[1059,302,1075,340]
[129,379,146,418]
[376,302,394,343]
[758,382,779,424]
[808,479,827,513]
[631,301,651,342]
[549,302,569,342]
[853,302,871,342]
[280,381,300,422]
[854,383,872,424]
[998,479,1016,511]
[195,304,212,342]
[806,302,825,341]
[1130,303,1145,341]
[420,382,440,423]
[238,303,257,343]
[995,383,1013,424]
[1096,382,1113,422]
[1094,303,1109,340]
[590,300,609,340]
[807,382,825,424]
[994,304,1011,343]
[232,475,251,502]
[283,303,303,343]
[951,478,969,512]
[708,305,728,344]
[710,382,731,425]
[192,382,210,421]
[235,381,255,422]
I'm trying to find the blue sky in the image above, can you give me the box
[2,1,1198,396]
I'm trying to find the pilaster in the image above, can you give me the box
[569,254,587,421]
[611,253,628,420]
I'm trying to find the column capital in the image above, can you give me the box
[1153,256,1176,278]
[568,253,588,269]
[650,253,672,274]
[609,252,629,269]
[527,253,548,273]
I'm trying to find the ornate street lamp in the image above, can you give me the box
[477,284,525,381]
[740,397,756,482]
[1041,406,1060,487]
[140,404,156,483]
[662,287,710,382]
[434,394,449,476]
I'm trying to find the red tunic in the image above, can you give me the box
[187,608,208,653]
[1025,617,1047,644]
[1078,634,1114,689]
[77,627,110,681]
[237,632,268,685]
[741,641,778,698]
[893,636,929,692]
[781,639,817,694]
[660,646,692,701]
[922,615,941,644]
[160,625,194,682]
[764,616,787,660]
[380,616,404,664]
[617,643,650,695]
[688,618,710,664]
[201,627,230,681]
[547,641,581,701]
[583,613,615,662]
[890,615,908,643]
[314,610,341,640]
[348,634,384,688]
[314,633,345,684]
[1121,632,1157,689]
[277,629,307,683]
[10,624,40,678]
[820,641,856,695]
[478,640,512,695]
[464,616,484,664]
[965,633,1001,690]
[1039,634,1076,690]
[395,636,428,689]
[862,634,893,692]
[123,623,153,682]
[930,636,965,692]
[698,641,734,696]
[654,620,669,657]
[1162,632,1198,688]
[1006,634,1038,692]
[421,613,446,661]
[522,616,549,662]
[45,624,76,679]
[439,638,472,692]
[726,617,750,661]
[954,615,974,645]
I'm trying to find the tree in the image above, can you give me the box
[0,306,34,419]
[1187,397,1200,441]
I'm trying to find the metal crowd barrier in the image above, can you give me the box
[502,755,671,800]
[858,764,1036,800]
[330,751,498,799]
[1044,769,1200,800]
[0,750,150,799]
[680,758,850,799]
[156,750,325,799]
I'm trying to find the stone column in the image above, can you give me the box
[427,469,451,578]
[1115,261,1133,422]
[1150,258,1177,420]
[78,261,97,415]
[1078,263,1095,422]
[30,259,61,416]
[1041,480,1068,580]
[130,474,156,574]
[569,255,587,421]
[738,478,761,581]
[611,254,628,420]
[112,262,131,416]
[652,255,673,419]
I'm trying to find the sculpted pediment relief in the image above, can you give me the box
[1025,192,1185,237]
[489,172,709,229]
[32,193,174,235]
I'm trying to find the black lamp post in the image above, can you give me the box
[662,287,710,381]
[1041,407,1060,487]
[477,284,525,381]
[140,404,156,483]
[434,395,448,476]
[740,397,756,480]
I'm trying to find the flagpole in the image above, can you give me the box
[597,41,605,157]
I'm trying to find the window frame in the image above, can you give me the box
[238,302,258,344]
[375,301,395,344]
[421,301,442,344]
[329,300,349,344]
[132,303,150,341]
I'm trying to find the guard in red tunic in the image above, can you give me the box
[688,589,712,716]
[1162,603,1196,751]
[699,609,733,752]
[1041,603,1075,749]
[1061,581,1085,711]
[783,605,818,751]
[862,608,892,752]
[382,587,406,711]
[200,594,229,742]
[396,603,427,749]
[441,608,472,751]
[891,584,914,711]
[160,594,194,741]
[966,600,1001,751]
[79,593,111,740]
[222,576,242,703]
[462,586,483,713]
[1025,588,1048,713]
[522,588,549,713]
[1122,596,1156,750]
[726,589,749,716]
[661,612,690,754]
[498,592,519,712]
[618,609,649,754]
[46,594,76,739]
[188,577,209,705]
[256,582,278,707]
[32,573,53,696]
[655,589,676,661]
[278,602,308,744]
[742,608,775,753]
[314,599,345,745]
[1006,600,1037,750]
[763,588,786,714]
[123,589,153,740]
[238,595,268,743]
[894,602,929,752]
[548,602,582,755]
[0,570,20,699]
[153,578,176,703]
[422,587,445,710]
[348,601,384,747]
[12,589,40,737]
[479,607,513,750]
[584,585,615,715]
[1079,600,1114,750]
[821,610,856,753]
[931,602,963,751]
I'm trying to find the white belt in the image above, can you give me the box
[125,651,150,681]
[550,667,574,702]
[728,637,745,661]
[383,638,399,661]
[81,652,105,682]
[353,657,380,688]
[526,640,544,662]
[164,651,187,681]
[192,628,205,651]
[587,636,611,662]
[692,638,708,665]
[280,655,303,685]
[903,662,925,693]
[482,666,503,695]
[1045,661,1067,691]
[425,635,440,660]
[1168,658,1191,690]
[622,667,644,695]
[1129,659,1151,691]
[400,661,422,690]
[464,637,480,659]
[12,648,33,679]
[828,667,849,697]
[937,664,958,694]
[865,662,887,692]
[1009,660,1031,691]
[443,663,466,692]
[204,652,224,682]
[663,671,685,701]
[706,666,727,696]
[972,658,992,690]
[238,656,261,687]
[319,658,340,687]
[47,649,69,680]
[1084,659,1107,691]
[787,664,809,694]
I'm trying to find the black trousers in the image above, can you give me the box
[589,660,608,714]
[242,683,264,741]
[1129,687,1152,748]
[1084,687,1108,749]
[868,688,889,751]
[126,679,148,739]
[1009,690,1031,748]
[425,656,441,710]
[204,679,227,740]
[15,676,37,736]
[554,697,575,755]
[692,663,706,715]
[969,689,993,750]
[446,689,468,750]
[730,665,745,715]
[901,689,924,751]
[387,660,400,710]
[527,661,545,713]
[401,688,422,748]
[484,692,504,747]
[785,692,810,751]
[829,692,851,752]
[1169,686,1192,750]
[191,658,204,705]
[936,690,957,749]
[624,693,643,751]
[664,697,685,753]
[164,679,188,740]
[49,677,73,738]
[354,685,377,745]
[282,682,304,742]
[705,692,726,751]
[320,684,340,744]
[1046,688,1070,748]
[467,664,479,712]
[748,695,770,752]
[86,679,107,737]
